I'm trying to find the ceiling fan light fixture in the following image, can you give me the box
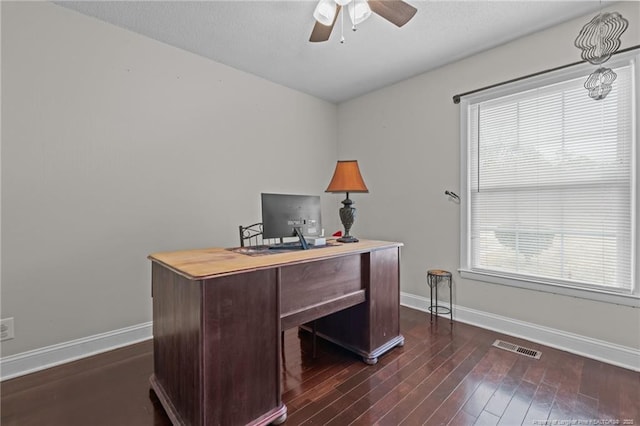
[313,0,337,26]
[348,0,371,26]
[309,0,417,43]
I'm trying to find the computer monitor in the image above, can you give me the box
[261,193,322,250]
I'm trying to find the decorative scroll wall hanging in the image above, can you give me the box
[574,11,629,100]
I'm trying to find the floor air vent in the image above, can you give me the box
[492,339,541,359]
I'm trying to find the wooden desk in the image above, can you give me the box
[148,240,404,426]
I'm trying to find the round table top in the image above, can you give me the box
[427,269,452,277]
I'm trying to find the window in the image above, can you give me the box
[459,52,638,306]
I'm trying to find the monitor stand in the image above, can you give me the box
[294,227,310,250]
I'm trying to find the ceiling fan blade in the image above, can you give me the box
[309,5,341,42]
[368,0,417,27]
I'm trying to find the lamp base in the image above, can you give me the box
[337,194,359,244]
[337,235,359,243]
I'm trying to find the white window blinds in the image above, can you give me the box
[464,58,635,294]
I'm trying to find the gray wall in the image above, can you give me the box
[338,1,640,349]
[1,1,340,356]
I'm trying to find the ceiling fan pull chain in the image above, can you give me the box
[340,6,345,43]
[352,2,357,31]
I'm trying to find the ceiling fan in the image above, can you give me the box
[310,0,417,43]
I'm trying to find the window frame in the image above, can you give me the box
[458,50,639,307]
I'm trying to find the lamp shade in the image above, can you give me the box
[325,160,369,193]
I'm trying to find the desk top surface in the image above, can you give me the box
[149,239,402,280]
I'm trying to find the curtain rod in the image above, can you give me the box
[452,44,640,104]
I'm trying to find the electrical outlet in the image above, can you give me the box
[1,318,15,341]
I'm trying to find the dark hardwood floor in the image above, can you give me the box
[2,307,638,425]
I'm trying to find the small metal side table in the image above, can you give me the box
[427,269,453,322]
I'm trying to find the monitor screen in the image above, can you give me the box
[261,193,322,240]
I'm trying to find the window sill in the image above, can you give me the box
[458,269,639,308]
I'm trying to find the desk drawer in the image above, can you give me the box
[279,254,362,318]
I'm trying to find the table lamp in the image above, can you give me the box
[325,160,369,243]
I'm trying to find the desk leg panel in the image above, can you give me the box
[202,270,281,426]
[314,248,404,363]
[369,247,402,350]
[152,265,283,426]
[151,264,204,425]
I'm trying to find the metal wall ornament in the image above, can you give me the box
[575,12,629,64]
[584,67,617,100]
[574,11,628,100]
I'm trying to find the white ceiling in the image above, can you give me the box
[56,1,607,104]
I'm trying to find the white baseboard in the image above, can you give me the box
[400,292,640,372]
[0,322,152,381]
[3,294,638,381]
